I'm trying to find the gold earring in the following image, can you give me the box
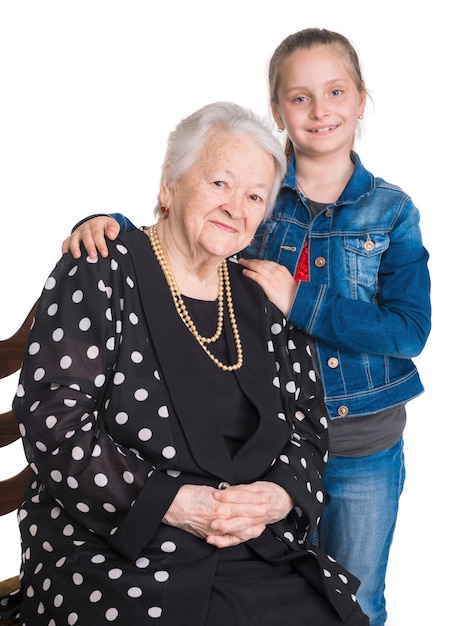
[358,114,364,120]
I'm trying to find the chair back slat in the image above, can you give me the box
[0,302,37,378]
[0,410,22,448]
[0,300,39,519]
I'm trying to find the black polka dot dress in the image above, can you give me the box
[0,230,368,625]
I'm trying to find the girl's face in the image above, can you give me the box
[272,46,366,159]
[161,129,275,263]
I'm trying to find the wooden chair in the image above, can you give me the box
[0,301,37,623]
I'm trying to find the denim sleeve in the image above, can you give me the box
[288,198,431,359]
[110,213,137,232]
[71,213,137,232]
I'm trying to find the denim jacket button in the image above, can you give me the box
[327,357,339,368]
[337,406,349,417]
[314,256,326,268]
[324,209,333,217]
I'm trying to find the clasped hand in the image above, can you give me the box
[163,481,293,548]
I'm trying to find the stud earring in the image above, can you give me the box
[358,114,364,120]
[160,206,169,215]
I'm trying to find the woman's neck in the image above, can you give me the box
[294,150,354,204]
[150,222,221,300]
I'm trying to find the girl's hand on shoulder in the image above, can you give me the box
[62,216,121,259]
[239,258,297,317]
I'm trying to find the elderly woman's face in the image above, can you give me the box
[163,129,275,260]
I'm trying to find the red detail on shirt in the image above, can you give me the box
[294,241,309,283]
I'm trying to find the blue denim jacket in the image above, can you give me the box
[242,153,431,419]
[103,152,430,420]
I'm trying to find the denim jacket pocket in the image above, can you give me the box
[344,233,390,295]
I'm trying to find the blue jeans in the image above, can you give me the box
[318,438,405,626]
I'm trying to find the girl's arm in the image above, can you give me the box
[289,200,431,358]
[242,199,431,359]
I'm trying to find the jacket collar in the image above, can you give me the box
[120,230,289,484]
[281,152,375,206]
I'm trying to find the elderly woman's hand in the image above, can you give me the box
[163,482,293,548]
[62,216,120,259]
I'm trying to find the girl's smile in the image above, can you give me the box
[272,46,366,158]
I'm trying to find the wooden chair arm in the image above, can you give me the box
[0,575,20,623]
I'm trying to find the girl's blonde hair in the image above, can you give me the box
[268,28,366,158]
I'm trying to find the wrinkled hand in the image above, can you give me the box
[62,216,120,259]
[238,258,297,317]
[163,482,293,548]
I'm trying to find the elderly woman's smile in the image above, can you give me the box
[160,128,276,265]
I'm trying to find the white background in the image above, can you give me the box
[1,1,459,623]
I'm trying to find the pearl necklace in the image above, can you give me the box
[148,225,243,371]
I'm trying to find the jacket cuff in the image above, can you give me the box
[108,471,182,560]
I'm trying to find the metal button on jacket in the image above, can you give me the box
[364,235,375,251]
[327,357,339,368]
[314,257,326,268]
[337,406,349,417]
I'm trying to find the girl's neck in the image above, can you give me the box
[294,149,355,204]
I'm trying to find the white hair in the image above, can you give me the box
[154,101,286,219]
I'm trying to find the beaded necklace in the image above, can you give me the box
[148,225,243,372]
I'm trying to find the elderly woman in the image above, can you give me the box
[0,102,368,625]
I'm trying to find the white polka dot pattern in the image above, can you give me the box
[0,235,359,624]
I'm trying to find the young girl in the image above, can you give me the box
[63,28,431,626]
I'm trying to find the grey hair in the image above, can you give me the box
[154,101,286,219]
